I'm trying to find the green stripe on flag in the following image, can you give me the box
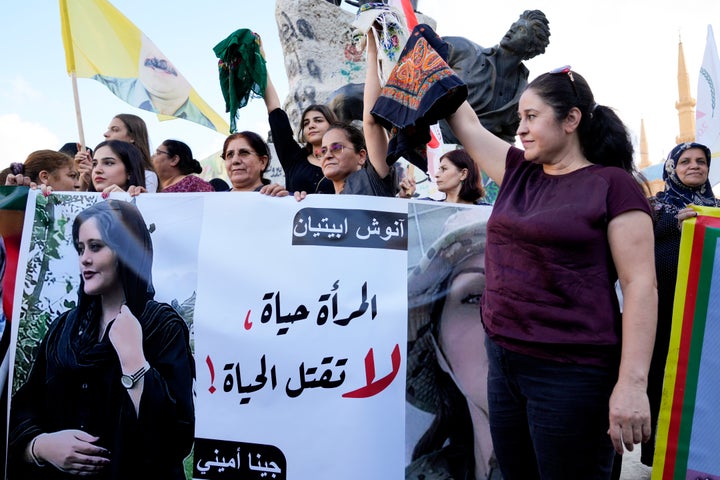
[674,225,720,478]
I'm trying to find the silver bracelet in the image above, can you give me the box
[29,435,46,468]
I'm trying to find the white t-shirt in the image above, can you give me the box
[145,170,159,193]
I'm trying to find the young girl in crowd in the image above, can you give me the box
[88,140,146,195]
[76,114,159,192]
[262,46,337,194]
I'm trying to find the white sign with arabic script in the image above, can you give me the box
[193,193,408,479]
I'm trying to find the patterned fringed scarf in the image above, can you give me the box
[371,24,468,172]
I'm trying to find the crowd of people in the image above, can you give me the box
[0,3,717,479]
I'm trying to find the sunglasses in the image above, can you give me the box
[224,148,257,160]
[549,65,579,99]
[315,143,347,159]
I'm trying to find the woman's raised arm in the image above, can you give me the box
[446,101,509,185]
[362,30,391,180]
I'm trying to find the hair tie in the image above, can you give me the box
[10,162,24,175]
[587,103,599,119]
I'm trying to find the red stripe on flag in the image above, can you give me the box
[400,0,418,30]
[427,130,439,148]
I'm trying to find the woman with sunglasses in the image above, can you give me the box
[152,140,214,193]
[316,122,395,196]
[447,66,656,478]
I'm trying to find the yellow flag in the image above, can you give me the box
[59,0,229,134]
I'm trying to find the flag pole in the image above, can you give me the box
[70,72,86,150]
[59,0,85,150]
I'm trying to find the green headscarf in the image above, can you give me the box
[0,186,29,211]
[213,29,267,133]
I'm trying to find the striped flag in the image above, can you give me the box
[59,0,229,133]
[653,206,720,479]
[388,0,418,30]
[696,25,720,187]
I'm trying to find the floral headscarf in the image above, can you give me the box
[658,142,718,209]
[352,2,408,86]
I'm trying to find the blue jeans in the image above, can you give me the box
[486,337,617,480]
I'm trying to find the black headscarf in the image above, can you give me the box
[48,200,156,372]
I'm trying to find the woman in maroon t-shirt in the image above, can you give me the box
[447,66,656,479]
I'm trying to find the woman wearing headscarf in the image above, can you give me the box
[643,142,719,468]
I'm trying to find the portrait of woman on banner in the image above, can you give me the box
[405,204,500,480]
[8,199,195,479]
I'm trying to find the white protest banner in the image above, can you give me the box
[8,191,408,480]
[193,193,408,479]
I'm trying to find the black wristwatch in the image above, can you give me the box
[121,363,149,389]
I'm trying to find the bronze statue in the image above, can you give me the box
[439,10,550,144]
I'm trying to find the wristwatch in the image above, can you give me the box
[121,363,149,389]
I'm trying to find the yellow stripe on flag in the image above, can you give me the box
[59,0,140,78]
[652,214,695,478]
[652,206,720,479]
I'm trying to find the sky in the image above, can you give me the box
[1,0,718,173]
